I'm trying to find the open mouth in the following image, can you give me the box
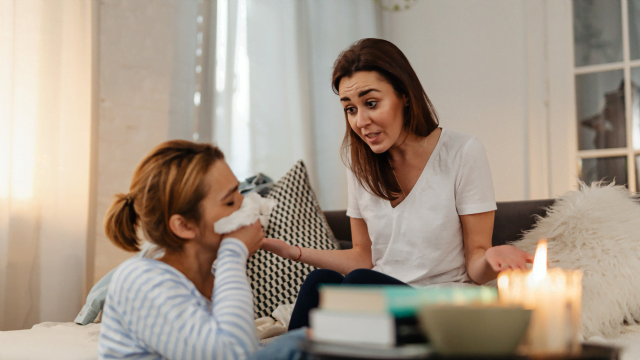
[365,132,381,140]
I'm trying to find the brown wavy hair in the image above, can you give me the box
[333,38,439,201]
[104,140,224,252]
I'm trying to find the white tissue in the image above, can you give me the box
[214,193,277,234]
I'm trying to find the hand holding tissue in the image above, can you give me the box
[214,193,277,234]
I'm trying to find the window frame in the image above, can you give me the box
[572,0,639,192]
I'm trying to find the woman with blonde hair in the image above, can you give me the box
[98,140,304,360]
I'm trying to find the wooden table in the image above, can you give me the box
[302,341,620,360]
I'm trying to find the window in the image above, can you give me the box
[573,0,640,191]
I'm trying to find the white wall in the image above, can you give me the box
[92,0,198,283]
[381,0,530,201]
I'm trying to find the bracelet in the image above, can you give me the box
[293,245,302,261]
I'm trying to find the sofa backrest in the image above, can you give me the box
[324,199,555,249]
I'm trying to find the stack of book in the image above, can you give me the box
[310,285,497,348]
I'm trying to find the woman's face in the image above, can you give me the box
[339,71,407,154]
[195,160,243,249]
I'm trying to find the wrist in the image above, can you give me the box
[290,245,302,261]
[220,238,250,258]
[480,247,494,269]
[484,246,494,258]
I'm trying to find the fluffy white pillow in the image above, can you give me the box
[513,182,640,339]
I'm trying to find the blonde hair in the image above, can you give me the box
[104,140,224,252]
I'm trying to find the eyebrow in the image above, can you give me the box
[340,88,380,102]
[220,182,239,201]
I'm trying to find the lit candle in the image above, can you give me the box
[497,240,582,356]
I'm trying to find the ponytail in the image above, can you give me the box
[104,193,140,252]
[104,140,224,252]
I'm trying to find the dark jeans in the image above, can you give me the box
[288,268,408,331]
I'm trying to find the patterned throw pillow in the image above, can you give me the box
[247,160,340,318]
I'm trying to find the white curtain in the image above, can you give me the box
[214,0,380,210]
[0,0,93,330]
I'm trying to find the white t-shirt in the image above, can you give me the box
[346,128,497,287]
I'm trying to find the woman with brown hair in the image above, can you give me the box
[261,38,534,330]
[97,140,305,360]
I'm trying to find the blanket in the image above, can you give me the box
[0,305,294,360]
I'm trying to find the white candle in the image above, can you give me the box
[497,240,582,356]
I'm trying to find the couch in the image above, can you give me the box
[325,199,555,249]
[14,198,627,360]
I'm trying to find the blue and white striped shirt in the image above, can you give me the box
[98,238,260,360]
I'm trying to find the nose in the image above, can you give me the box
[355,108,372,129]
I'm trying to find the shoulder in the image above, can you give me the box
[112,257,183,282]
[440,128,480,151]
[346,166,362,191]
[439,129,486,159]
[109,257,190,300]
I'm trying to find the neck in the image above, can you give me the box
[388,131,426,163]
[159,242,217,300]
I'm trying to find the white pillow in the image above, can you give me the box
[513,182,640,339]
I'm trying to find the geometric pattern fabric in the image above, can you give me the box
[247,160,339,318]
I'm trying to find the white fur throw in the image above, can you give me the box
[513,182,640,339]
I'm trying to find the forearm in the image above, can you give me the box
[466,248,498,285]
[213,239,260,355]
[293,247,373,275]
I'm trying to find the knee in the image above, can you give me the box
[301,269,343,288]
[343,268,375,284]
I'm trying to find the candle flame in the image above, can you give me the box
[528,239,547,286]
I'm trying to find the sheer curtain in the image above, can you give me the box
[0,0,93,330]
[213,0,380,210]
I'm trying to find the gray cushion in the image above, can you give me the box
[492,199,555,246]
